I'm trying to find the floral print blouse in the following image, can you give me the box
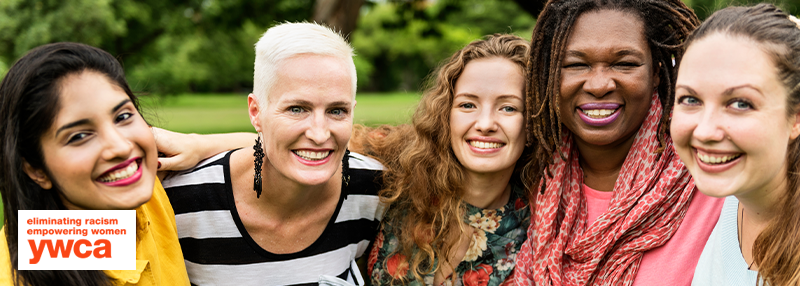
[368,185,530,286]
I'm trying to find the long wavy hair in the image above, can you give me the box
[684,4,800,285]
[353,34,532,283]
[524,0,699,188]
[0,42,140,286]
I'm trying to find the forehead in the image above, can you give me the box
[455,57,524,98]
[678,34,782,93]
[565,9,648,54]
[56,71,128,118]
[268,54,353,104]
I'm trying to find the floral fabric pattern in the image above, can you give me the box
[369,185,530,286]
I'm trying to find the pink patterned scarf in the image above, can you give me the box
[515,93,695,286]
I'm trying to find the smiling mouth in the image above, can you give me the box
[292,150,332,161]
[469,140,504,149]
[580,108,619,119]
[98,159,140,183]
[697,153,742,165]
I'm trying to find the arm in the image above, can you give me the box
[152,127,256,171]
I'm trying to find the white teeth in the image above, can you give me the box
[582,109,616,119]
[99,161,138,183]
[469,141,504,149]
[294,150,331,161]
[698,153,740,165]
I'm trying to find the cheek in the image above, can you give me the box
[733,117,791,158]
[449,112,470,139]
[332,121,353,146]
[43,146,96,185]
[506,116,526,143]
[133,123,157,155]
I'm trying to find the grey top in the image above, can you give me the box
[692,196,761,286]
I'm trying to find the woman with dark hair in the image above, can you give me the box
[514,0,723,285]
[0,42,190,285]
[671,4,800,285]
[349,34,533,285]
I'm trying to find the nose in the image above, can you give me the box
[474,107,498,134]
[584,67,617,98]
[305,111,331,145]
[693,108,726,143]
[100,126,134,161]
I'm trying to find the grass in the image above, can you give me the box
[138,92,421,134]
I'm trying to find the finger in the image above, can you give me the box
[158,157,192,171]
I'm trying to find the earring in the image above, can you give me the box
[253,132,264,198]
[342,149,350,187]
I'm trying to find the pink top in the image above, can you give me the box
[583,184,723,286]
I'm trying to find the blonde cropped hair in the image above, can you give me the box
[253,22,356,106]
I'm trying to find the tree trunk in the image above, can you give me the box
[313,0,365,41]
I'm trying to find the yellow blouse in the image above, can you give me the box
[0,179,189,285]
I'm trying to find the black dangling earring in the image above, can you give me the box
[253,132,264,198]
[341,149,350,187]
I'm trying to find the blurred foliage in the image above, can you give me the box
[0,0,313,94]
[352,0,535,91]
[0,0,797,95]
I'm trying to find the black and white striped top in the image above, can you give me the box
[163,150,384,286]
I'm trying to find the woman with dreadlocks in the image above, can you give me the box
[514,0,724,285]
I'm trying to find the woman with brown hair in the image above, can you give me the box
[513,0,723,285]
[359,34,534,285]
[671,4,800,285]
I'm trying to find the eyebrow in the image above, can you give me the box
[454,93,523,100]
[55,99,131,137]
[564,49,644,58]
[676,84,763,98]
[281,99,353,109]
[724,84,763,97]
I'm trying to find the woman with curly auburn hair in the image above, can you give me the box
[671,4,800,285]
[513,0,724,285]
[356,34,534,286]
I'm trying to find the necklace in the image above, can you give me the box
[737,203,756,270]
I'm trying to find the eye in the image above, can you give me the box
[67,132,90,144]
[677,96,700,106]
[329,108,348,116]
[613,62,642,70]
[115,112,133,123]
[563,63,587,69]
[501,106,517,112]
[289,106,305,114]
[729,100,753,110]
[459,102,476,109]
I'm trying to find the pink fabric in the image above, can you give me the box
[582,185,723,286]
[583,185,614,225]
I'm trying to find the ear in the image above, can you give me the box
[247,93,263,133]
[791,109,800,140]
[23,160,52,190]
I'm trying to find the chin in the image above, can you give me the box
[693,179,738,198]
[292,170,338,186]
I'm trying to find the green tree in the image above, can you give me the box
[351,0,536,91]
[0,0,313,93]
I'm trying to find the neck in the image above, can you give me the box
[462,168,513,209]
[738,173,788,228]
[574,133,636,192]
[232,149,341,220]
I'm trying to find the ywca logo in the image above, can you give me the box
[18,210,135,270]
